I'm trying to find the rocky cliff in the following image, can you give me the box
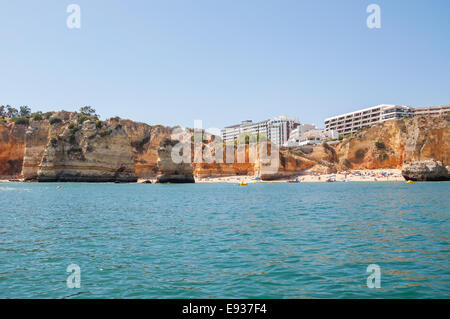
[156,138,195,183]
[0,113,448,182]
[121,121,172,179]
[37,116,137,182]
[335,115,449,170]
[1,112,171,182]
[0,122,26,178]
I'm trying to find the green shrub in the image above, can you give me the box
[355,148,367,159]
[50,118,62,125]
[77,114,90,124]
[68,134,76,144]
[96,121,103,129]
[131,136,150,152]
[68,122,79,134]
[99,129,112,137]
[115,124,122,130]
[12,117,29,125]
[50,138,58,147]
[375,141,386,150]
[33,113,43,121]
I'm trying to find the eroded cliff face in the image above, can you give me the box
[22,120,51,180]
[0,122,26,178]
[192,142,331,180]
[0,113,448,181]
[193,142,256,177]
[0,112,183,182]
[335,115,449,170]
[192,115,449,179]
[38,116,137,182]
[157,138,195,183]
[121,121,172,179]
[403,116,449,165]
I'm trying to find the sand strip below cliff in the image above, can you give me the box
[195,169,405,183]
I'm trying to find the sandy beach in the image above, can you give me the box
[195,169,405,183]
[3,169,405,184]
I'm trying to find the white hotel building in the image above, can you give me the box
[221,115,299,146]
[413,105,450,116]
[324,104,413,135]
[284,124,339,147]
[325,104,450,135]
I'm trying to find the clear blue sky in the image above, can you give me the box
[1,0,449,129]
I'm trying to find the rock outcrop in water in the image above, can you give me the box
[402,160,450,181]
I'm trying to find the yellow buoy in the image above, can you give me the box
[240,182,248,186]
[406,180,415,184]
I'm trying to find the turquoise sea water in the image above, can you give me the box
[0,182,449,299]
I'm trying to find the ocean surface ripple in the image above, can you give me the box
[0,182,449,298]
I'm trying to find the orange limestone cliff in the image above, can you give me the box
[120,121,172,179]
[335,115,449,170]
[0,122,26,179]
[0,113,448,182]
[37,117,137,182]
